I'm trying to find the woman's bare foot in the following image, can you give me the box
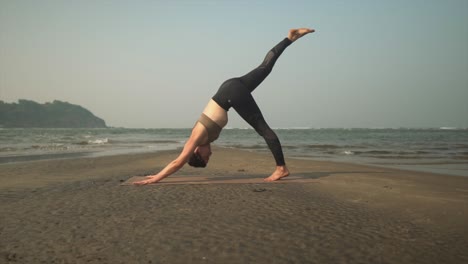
[264,166,290,182]
[288,28,315,42]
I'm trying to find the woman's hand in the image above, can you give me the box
[133,175,162,185]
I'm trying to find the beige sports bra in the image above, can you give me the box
[197,113,222,143]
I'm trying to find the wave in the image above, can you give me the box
[305,144,366,150]
[136,140,181,144]
[315,149,435,158]
[425,147,451,151]
[348,150,431,156]
[0,147,17,152]
[362,155,442,160]
[74,138,109,145]
[281,145,302,150]
[306,144,342,149]
[27,144,69,151]
[223,144,267,150]
[354,150,428,155]
[89,138,108,144]
[275,127,313,130]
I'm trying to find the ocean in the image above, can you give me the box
[1,128,467,176]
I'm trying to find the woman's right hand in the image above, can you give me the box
[133,175,162,185]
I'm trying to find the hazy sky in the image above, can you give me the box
[1,0,467,128]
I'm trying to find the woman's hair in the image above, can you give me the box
[188,152,207,168]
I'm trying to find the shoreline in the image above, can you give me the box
[1,144,467,177]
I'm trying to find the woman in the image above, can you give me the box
[134,28,314,185]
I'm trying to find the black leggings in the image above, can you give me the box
[212,38,292,166]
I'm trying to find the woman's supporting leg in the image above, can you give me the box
[239,38,292,92]
[231,90,285,166]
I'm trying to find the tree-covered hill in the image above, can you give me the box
[0,100,107,128]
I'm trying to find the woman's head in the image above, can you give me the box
[188,144,212,168]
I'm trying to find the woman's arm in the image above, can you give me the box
[133,124,207,185]
[133,140,195,184]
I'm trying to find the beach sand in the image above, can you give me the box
[1,147,467,263]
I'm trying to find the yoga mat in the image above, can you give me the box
[120,175,319,185]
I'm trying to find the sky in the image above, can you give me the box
[1,0,467,129]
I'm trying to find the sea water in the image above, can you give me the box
[1,128,467,176]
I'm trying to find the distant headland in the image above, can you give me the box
[0,100,107,128]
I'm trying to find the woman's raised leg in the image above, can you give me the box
[239,28,314,92]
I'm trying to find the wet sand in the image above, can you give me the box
[1,147,467,263]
